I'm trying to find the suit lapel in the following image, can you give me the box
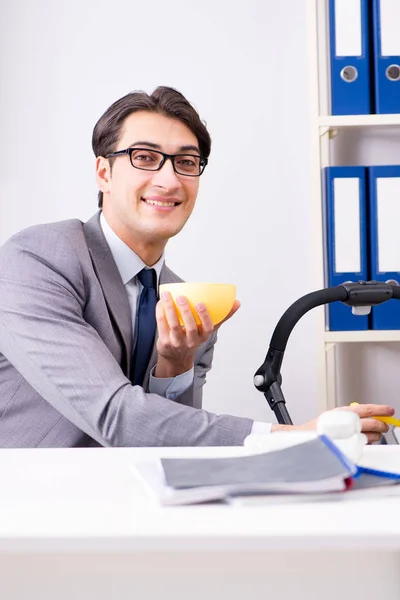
[83,213,132,374]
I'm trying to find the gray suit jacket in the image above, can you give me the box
[0,212,253,447]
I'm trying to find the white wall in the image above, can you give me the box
[0,0,319,425]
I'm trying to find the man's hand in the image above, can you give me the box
[154,293,240,378]
[272,403,395,444]
[338,403,394,443]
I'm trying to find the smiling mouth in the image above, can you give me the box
[141,197,181,207]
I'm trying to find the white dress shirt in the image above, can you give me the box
[100,213,193,400]
[100,213,272,434]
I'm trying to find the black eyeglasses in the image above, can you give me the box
[105,147,208,177]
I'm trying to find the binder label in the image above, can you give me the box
[380,0,400,56]
[333,178,361,273]
[335,0,362,57]
[377,177,400,272]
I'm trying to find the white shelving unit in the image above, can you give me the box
[307,0,400,414]
[319,115,400,128]
[325,330,400,343]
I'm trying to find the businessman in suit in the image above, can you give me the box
[0,86,394,447]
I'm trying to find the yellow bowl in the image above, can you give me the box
[159,282,236,326]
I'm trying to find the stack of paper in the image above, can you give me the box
[133,435,400,506]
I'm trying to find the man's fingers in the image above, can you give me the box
[170,296,214,343]
[365,432,383,444]
[158,294,240,351]
[345,403,395,418]
[194,303,214,337]
[155,301,170,340]
[160,292,184,340]
[360,418,389,434]
[175,295,199,343]
[361,404,395,417]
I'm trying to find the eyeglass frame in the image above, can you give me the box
[105,147,208,177]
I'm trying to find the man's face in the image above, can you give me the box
[98,111,201,246]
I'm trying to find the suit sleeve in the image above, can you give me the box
[0,228,253,447]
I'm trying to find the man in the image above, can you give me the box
[0,86,393,447]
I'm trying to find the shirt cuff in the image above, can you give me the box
[149,366,194,400]
[250,421,273,435]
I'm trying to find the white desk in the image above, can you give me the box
[0,446,400,600]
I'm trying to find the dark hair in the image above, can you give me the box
[92,86,212,207]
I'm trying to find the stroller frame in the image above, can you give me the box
[254,280,400,425]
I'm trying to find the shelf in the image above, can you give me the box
[318,114,400,129]
[325,331,400,343]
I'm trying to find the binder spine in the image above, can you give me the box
[329,0,372,115]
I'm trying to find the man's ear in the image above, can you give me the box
[95,156,111,196]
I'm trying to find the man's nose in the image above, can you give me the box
[151,158,181,188]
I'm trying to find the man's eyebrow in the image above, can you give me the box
[178,145,201,154]
[128,141,161,149]
[128,141,201,154]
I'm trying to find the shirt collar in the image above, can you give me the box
[100,212,165,286]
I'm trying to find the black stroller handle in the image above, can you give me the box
[254,281,400,425]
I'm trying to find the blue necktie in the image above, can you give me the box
[131,268,158,386]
